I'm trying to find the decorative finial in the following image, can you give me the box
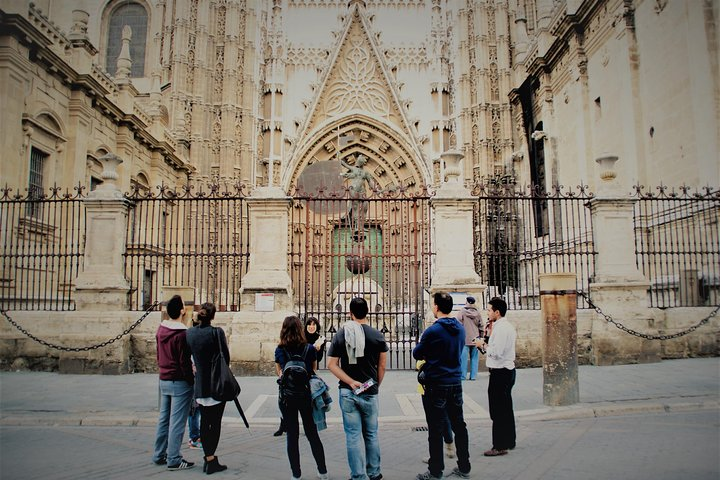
[115,25,132,82]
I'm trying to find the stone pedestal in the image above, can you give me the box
[228,311,287,375]
[428,190,484,324]
[428,151,486,326]
[74,153,132,310]
[540,273,579,406]
[239,186,293,302]
[586,155,660,365]
[587,197,646,284]
[234,187,295,374]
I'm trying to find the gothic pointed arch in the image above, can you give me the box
[284,2,431,191]
[285,115,428,192]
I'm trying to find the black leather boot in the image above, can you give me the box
[205,457,227,475]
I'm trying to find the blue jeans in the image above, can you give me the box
[339,389,381,480]
[188,402,201,441]
[152,380,193,466]
[421,383,471,477]
[461,345,479,380]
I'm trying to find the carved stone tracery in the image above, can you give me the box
[325,26,391,116]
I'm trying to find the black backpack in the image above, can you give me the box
[278,345,311,402]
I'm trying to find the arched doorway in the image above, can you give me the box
[287,118,433,369]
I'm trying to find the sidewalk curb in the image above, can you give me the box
[2,398,716,428]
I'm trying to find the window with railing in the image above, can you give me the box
[26,147,47,218]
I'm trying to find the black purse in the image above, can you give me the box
[210,328,241,402]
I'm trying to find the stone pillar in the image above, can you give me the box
[588,155,660,365]
[74,153,132,310]
[540,273,579,406]
[231,186,295,375]
[239,186,293,307]
[429,151,485,321]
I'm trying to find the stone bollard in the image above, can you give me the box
[540,273,579,406]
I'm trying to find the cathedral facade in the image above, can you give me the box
[2,0,717,193]
[0,0,718,372]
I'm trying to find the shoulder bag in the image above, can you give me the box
[210,327,241,402]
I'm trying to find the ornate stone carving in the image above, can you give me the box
[383,46,428,67]
[325,25,390,115]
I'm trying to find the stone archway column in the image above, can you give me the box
[429,151,485,321]
[588,155,659,365]
[231,186,295,375]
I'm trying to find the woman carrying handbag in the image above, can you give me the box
[186,303,230,475]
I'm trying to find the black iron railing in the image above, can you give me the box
[633,185,720,308]
[0,185,87,311]
[289,185,434,370]
[124,182,251,311]
[472,181,596,310]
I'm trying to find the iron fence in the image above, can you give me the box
[289,185,434,369]
[472,181,596,310]
[633,185,720,308]
[0,185,86,310]
[124,183,251,311]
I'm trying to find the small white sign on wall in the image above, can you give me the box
[449,292,468,312]
[255,292,275,312]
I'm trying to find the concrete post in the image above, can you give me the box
[540,273,579,406]
[588,155,660,365]
[74,153,132,310]
[428,150,485,324]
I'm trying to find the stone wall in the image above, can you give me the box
[2,307,717,374]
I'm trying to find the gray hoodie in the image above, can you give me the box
[456,304,482,345]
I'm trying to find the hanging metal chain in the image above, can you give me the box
[579,292,719,340]
[0,301,160,352]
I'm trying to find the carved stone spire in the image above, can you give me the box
[115,25,132,83]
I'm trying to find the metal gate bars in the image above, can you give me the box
[289,186,433,369]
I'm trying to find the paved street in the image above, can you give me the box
[1,358,718,479]
[1,411,717,480]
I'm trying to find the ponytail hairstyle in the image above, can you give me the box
[197,302,217,326]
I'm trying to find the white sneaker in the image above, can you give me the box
[317,472,329,480]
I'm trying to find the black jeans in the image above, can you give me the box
[280,397,327,478]
[421,383,471,477]
[488,368,516,450]
[200,402,226,457]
